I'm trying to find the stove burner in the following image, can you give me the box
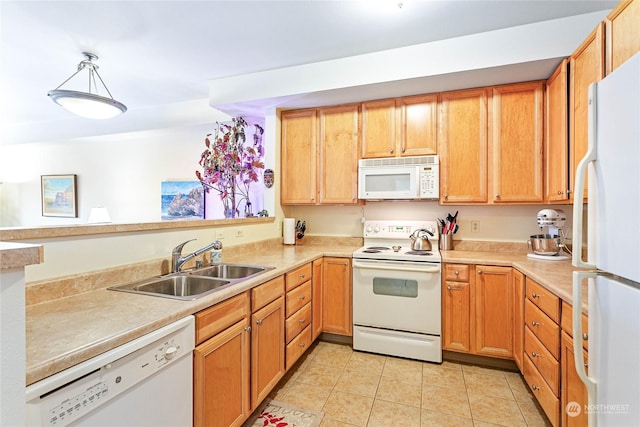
[363,249,381,253]
[366,246,390,251]
[406,250,433,256]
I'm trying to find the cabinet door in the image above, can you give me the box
[606,0,640,75]
[361,99,396,158]
[312,258,323,340]
[194,319,250,427]
[281,109,318,204]
[570,23,604,202]
[546,60,570,202]
[321,257,352,336]
[319,105,359,204]
[439,88,489,204]
[561,331,589,426]
[251,296,285,409]
[443,280,472,353]
[513,269,525,371]
[397,94,438,156]
[474,265,513,358]
[491,82,544,203]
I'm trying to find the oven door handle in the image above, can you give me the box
[353,260,441,274]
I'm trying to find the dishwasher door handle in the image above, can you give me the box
[353,261,440,274]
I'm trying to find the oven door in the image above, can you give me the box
[352,258,441,335]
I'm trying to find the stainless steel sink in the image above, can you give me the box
[188,263,273,280]
[108,263,273,300]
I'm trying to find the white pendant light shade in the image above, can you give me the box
[48,52,127,119]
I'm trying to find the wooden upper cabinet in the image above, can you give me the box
[491,81,544,203]
[570,23,605,202]
[396,94,438,157]
[361,99,396,158]
[606,0,640,75]
[545,60,570,203]
[439,88,489,204]
[281,109,318,204]
[318,104,359,204]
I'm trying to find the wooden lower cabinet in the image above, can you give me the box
[194,293,251,427]
[321,257,352,336]
[561,331,589,426]
[442,264,514,358]
[251,296,285,408]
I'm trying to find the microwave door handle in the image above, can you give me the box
[353,261,440,274]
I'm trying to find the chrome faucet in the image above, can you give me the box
[171,239,221,273]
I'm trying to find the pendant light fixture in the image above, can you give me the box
[48,52,127,119]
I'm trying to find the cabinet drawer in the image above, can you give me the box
[286,325,312,370]
[523,354,560,427]
[444,264,470,282]
[286,263,312,291]
[252,276,285,312]
[195,292,250,345]
[286,281,311,317]
[560,301,589,351]
[525,299,560,359]
[286,302,311,344]
[524,327,559,396]
[526,278,560,322]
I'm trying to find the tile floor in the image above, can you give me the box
[268,341,551,427]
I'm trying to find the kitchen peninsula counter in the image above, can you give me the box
[26,241,585,386]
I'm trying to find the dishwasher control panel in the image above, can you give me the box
[26,316,195,426]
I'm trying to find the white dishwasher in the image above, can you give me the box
[26,315,195,426]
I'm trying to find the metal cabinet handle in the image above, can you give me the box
[454,271,460,276]
[583,333,588,341]
[401,146,406,153]
[531,352,540,358]
[557,190,564,195]
[244,326,252,333]
[299,295,306,300]
[444,194,449,200]
[531,293,540,298]
[531,321,540,327]
[256,319,263,326]
[447,285,462,291]
[299,274,306,279]
[477,270,483,275]
[532,384,540,391]
[389,148,394,154]
[299,342,306,348]
[495,194,501,199]
[299,318,305,324]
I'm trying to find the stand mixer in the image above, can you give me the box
[527,209,571,261]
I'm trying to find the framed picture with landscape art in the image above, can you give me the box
[41,174,78,217]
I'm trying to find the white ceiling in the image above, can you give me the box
[0,0,616,144]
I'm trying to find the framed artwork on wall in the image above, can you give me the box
[41,174,77,217]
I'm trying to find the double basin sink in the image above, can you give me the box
[108,263,274,301]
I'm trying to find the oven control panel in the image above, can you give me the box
[363,220,438,239]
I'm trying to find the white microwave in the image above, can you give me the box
[358,155,439,200]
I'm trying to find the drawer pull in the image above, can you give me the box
[299,295,306,300]
[531,321,540,327]
[299,274,306,279]
[256,319,263,326]
[299,342,306,348]
[531,293,540,298]
[531,352,540,358]
[583,333,588,341]
[299,319,306,324]
[454,271,460,276]
[477,270,483,275]
[447,285,462,291]
[532,384,540,391]
[244,326,252,333]
[584,363,588,368]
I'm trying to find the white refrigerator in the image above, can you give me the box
[572,52,640,426]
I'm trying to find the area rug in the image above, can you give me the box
[244,399,323,427]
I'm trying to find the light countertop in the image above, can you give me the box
[26,244,586,386]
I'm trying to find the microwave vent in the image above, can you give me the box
[359,155,438,167]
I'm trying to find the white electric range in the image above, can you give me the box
[352,220,442,363]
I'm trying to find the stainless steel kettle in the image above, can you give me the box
[409,229,433,251]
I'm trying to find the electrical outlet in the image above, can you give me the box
[471,220,480,233]
[235,229,244,238]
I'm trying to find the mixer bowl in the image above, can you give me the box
[528,234,561,256]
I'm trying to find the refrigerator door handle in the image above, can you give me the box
[572,84,598,270]
[573,271,598,426]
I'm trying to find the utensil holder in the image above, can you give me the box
[440,233,454,251]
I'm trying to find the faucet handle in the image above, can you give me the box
[173,239,196,255]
